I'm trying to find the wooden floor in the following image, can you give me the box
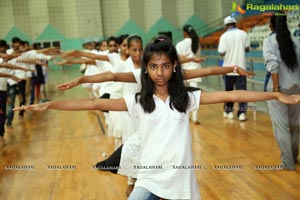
[1,68,300,200]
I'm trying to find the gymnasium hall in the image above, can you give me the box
[0,0,300,199]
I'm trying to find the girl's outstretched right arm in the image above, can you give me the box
[183,66,255,80]
[200,90,300,105]
[56,71,137,90]
[0,73,21,82]
[13,98,128,112]
[0,62,35,72]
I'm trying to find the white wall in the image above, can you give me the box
[175,0,195,27]
[143,0,163,31]
[0,0,227,39]
[28,0,49,38]
[101,0,130,36]
[0,0,14,37]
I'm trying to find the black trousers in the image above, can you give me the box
[18,80,26,116]
[0,91,7,137]
[223,75,247,116]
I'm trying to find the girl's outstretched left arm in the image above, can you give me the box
[61,50,109,61]
[55,58,96,66]
[13,98,128,112]
[56,71,136,90]
[0,62,35,72]
[200,90,300,105]
[180,55,207,63]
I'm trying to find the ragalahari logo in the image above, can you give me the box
[232,2,246,14]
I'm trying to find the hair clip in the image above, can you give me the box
[154,38,167,45]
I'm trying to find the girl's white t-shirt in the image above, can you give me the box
[132,68,141,85]
[121,58,141,142]
[107,53,125,73]
[0,58,9,91]
[176,37,194,57]
[124,90,201,200]
[218,28,250,75]
[122,57,141,95]
[176,38,202,82]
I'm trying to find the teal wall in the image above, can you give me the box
[147,17,179,43]
[4,27,32,44]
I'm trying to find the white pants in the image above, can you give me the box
[187,81,199,122]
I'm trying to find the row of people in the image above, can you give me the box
[15,29,250,196]
[14,34,300,200]
[7,14,300,199]
[0,38,58,142]
[58,14,300,197]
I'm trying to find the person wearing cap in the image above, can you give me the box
[218,15,250,121]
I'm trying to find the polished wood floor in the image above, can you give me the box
[1,68,299,200]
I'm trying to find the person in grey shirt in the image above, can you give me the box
[263,13,300,170]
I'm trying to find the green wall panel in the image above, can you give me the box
[35,24,65,41]
[185,15,207,37]
[116,20,147,46]
[147,17,181,44]
[4,27,32,44]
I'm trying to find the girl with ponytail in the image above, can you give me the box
[263,12,300,170]
[176,24,202,125]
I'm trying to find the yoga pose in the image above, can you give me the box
[14,35,300,200]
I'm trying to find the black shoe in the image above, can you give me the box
[19,111,25,117]
[95,160,108,170]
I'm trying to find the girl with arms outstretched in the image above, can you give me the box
[14,36,300,200]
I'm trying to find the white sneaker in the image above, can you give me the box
[223,112,234,119]
[239,113,247,121]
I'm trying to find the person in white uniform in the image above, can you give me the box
[6,37,22,55]
[0,39,35,141]
[14,35,300,200]
[176,24,202,125]
[218,16,250,121]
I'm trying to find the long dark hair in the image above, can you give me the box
[271,14,298,71]
[183,24,199,54]
[117,34,129,45]
[136,35,199,113]
[127,34,142,48]
[107,36,118,43]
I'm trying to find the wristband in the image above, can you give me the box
[233,65,238,73]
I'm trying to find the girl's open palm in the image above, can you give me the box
[236,67,255,78]
[278,93,300,104]
[56,79,79,90]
